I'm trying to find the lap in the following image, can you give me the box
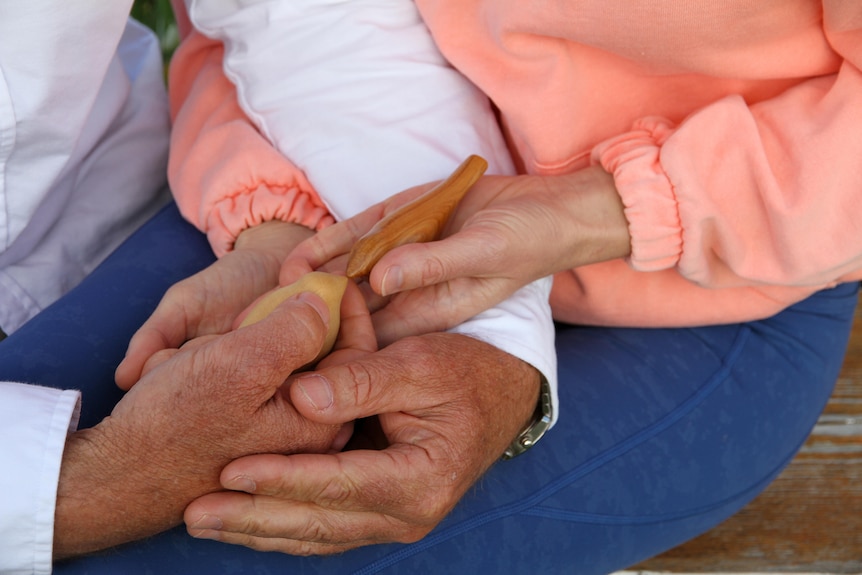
[5,203,856,574]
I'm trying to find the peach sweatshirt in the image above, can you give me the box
[169,1,862,328]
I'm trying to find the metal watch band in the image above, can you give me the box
[502,374,553,459]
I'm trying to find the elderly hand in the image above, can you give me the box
[182,333,540,554]
[54,286,376,559]
[282,166,630,344]
[115,221,315,389]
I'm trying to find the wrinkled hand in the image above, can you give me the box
[182,333,540,555]
[116,221,314,389]
[55,287,376,559]
[282,166,630,344]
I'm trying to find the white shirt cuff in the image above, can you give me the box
[0,382,80,575]
[449,276,559,427]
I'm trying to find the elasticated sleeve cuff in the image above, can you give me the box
[204,183,334,256]
[591,117,682,272]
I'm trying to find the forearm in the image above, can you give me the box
[53,423,217,559]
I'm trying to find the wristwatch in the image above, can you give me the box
[502,374,553,459]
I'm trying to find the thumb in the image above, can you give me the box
[370,228,504,297]
[219,292,332,398]
[289,338,434,424]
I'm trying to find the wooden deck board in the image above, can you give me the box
[634,295,862,574]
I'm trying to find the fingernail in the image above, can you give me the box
[380,265,403,296]
[296,374,334,411]
[296,292,329,326]
[190,514,223,531]
[226,475,256,493]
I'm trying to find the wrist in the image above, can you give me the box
[445,334,543,458]
[560,166,631,267]
[234,220,315,259]
[53,420,204,559]
[54,426,126,559]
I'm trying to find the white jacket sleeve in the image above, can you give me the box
[185,0,559,422]
[0,3,169,334]
[0,383,80,575]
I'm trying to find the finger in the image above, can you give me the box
[139,333,227,379]
[288,349,421,424]
[283,210,382,282]
[218,450,431,513]
[328,422,355,453]
[241,277,375,374]
[194,449,442,548]
[370,289,464,346]
[328,280,376,356]
[356,279,390,314]
[282,184,434,286]
[277,257,314,289]
[185,491,404,550]
[187,520,358,556]
[371,275,512,346]
[314,253,351,277]
[369,227,507,297]
[290,333,466,424]
[280,254,353,287]
[115,321,188,390]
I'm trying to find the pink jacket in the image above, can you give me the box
[169,1,862,327]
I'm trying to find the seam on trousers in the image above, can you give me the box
[351,326,752,575]
[520,428,805,525]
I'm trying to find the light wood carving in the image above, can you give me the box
[346,154,488,279]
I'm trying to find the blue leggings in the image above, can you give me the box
[2,203,858,575]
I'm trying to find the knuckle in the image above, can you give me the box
[292,516,363,552]
[301,518,336,545]
[162,280,200,310]
[394,525,433,545]
[145,347,176,366]
[290,540,321,557]
[344,215,368,241]
[343,361,376,407]
[162,280,191,301]
[289,539,351,557]
[411,487,454,525]
[474,229,510,269]
[394,335,435,362]
[419,251,447,285]
[239,303,325,375]
[396,336,453,382]
[318,473,357,506]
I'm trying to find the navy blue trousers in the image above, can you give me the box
[2,203,858,574]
